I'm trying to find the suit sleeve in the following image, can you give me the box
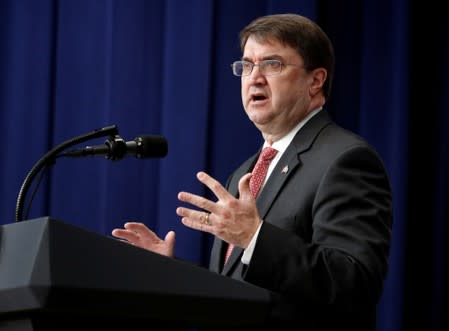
[242,145,392,311]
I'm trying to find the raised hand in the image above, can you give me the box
[111,222,176,257]
[176,171,262,248]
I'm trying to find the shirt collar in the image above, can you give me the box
[263,107,322,153]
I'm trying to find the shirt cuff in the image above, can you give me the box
[241,222,263,265]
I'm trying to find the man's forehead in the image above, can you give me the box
[243,37,300,59]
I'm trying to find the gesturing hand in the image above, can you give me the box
[111,222,176,257]
[176,171,262,249]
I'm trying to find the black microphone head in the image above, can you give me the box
[135,135,168,158]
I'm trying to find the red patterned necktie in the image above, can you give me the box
[223,146,278,266]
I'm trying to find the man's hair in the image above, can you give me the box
[239,13,335,101]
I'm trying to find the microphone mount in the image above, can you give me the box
[61,135,168,160]
[105,135,127,160]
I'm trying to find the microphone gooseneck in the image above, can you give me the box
[15,125,120,222]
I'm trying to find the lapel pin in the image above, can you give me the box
[281,165,289,174]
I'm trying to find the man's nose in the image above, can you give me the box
[249,64,267,83]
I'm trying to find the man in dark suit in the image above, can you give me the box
[112,13,392,331]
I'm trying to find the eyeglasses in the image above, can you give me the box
[231,60,302,77]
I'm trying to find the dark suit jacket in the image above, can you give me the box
[209,110,392,331]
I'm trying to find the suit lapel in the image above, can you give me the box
[256,111,333,218]
[255,149,300,218]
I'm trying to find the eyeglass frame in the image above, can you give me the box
[231,59,303,77]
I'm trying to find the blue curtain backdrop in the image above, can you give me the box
[0,0,448,330]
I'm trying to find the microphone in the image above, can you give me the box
[62,135,168,160]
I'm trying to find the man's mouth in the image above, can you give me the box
[250,93,268,103]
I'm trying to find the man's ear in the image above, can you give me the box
[309,68,327,97]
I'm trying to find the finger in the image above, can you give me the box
[238,173,254,201]
[196,171,230,201]
[181,216,213,234]
[177,192,216,214]
[164,231,176,257]
[111,228,139,242]
[177,208,213,230]
[164,231,176,244]
[117,238,134,245]
[176,206,208,221]
[124,222,150,233]
[123,222,160,239]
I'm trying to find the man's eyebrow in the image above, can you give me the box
[241,54,284,62]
